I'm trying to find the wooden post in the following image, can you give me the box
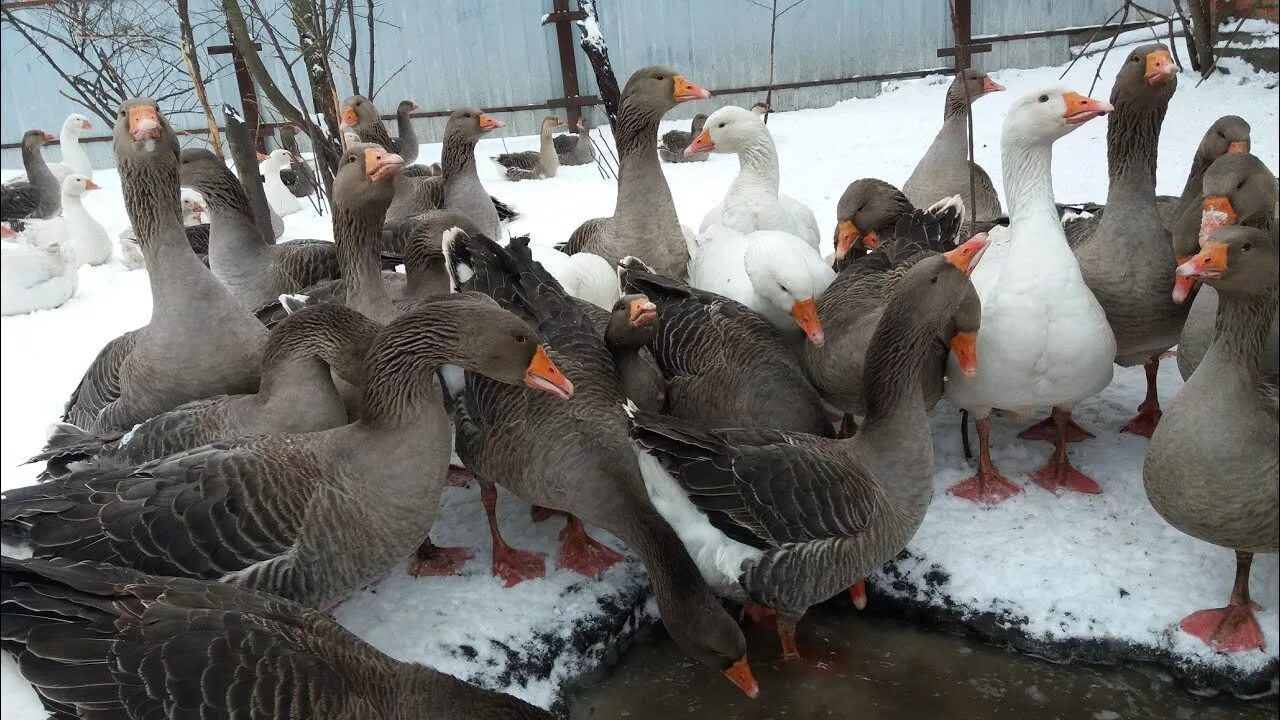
[953,0,973,71]
[543,0,587,126]
[209,43,266,153]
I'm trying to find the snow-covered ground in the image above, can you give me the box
[2,28,1278,716]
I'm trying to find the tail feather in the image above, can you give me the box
[491,195,519,221]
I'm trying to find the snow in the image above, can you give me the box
[3,28,1279,714]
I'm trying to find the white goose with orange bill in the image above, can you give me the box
[945,86,1117,506]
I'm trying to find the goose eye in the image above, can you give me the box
[513,334,528,344]
[1237,180,1246,190]
[1131,55,1140,63]
[1241,242,1253,252]
[347,156,357,164]
[1038,95,1048,103]
[1216,131,1226,139]
[656,75,665,81]
[930,275,940,284]
[719,122,726,128]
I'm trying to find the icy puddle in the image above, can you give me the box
[568,605,1277,720]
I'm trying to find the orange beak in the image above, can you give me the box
[362,147,405,181]
[340,106,359,129]
[835,220,877,259]
[1,225,15,239]
[722,657,759,699]
[685,127,714,156]
[256,151,269,162]
[1061,91,1113,124]
[41,131,56,143]
[1144,49,1179,85]
[981,77,1005,93]
[1226,140,1249,154]
[128,105,162,140]
[84,180,102,190]
[943,233,989,274]
[1177,241,1229,280]
[629,297,658,326]
[410,102,421,112]
[950,330,978,377]
[524,345,574,399]
[1199,196,1237,244]
[672,74,711,102]
[478,113,504,131]
[81,119,93,130]
[790,297,825,347]
[1171,254,1198,304]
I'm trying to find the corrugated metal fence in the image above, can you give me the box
[0,0,1172,169]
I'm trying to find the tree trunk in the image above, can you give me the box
[1187,0,1217,78]
[223,106,276,245]
[288,0,342,195]
[176,0,223,159]
[764,0,777,125]
[574,0,621,132]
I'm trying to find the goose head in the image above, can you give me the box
[340,95,380,130]
[1001,85,1112,148]
[744,241,826,346]
[180,188,206,225]
[63,114,93,136]
[177,148,235,196]
[60,173,101,198]
[113,97,178,158]
[1114,44,1180,99]
[542,115,567,132]
[22,129,56,150]
[685,106,762,156]
[951,67,1005,104]
[834,178,913,259]
[445,108,504,141]
[396,99,421,115]
[1197,115,1251,165]
[750,101,770,116]
[904,236,989,376]
[605,294,659,348]
[1198,152,1277,240]
[1177,225,1277,298]
[622,66,709,118]
[333,143,404,213]
[259,148,299,170]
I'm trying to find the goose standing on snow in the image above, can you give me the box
[629,237,984,661]
[120,188,209,270]
[258,148,303,217]
[493,115,566,180]
[555,115,596,166]
[440,232,758,699]
[59,98,267,434]
[1,223,78,316]
[1068,44,1182,440]
[8,113,95,185]
[903,68,1006,222]
[1144,225,1278,654]
[15,174,111,266]
[659,113,709,163]
[945,87,1117,505]
[692,105,821,248]
[562,67,710,278]
[0,557,553,719]
[1,295,575,612]
[1,130,60,223]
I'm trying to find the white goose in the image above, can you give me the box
[258,148,302,217]
[1,224,78,315]
[11,114,94,184]
[528,244,620,310]
[690,223,834,346]
[945,86,1117,505]
[692,106,821,249]
[16,174,111,266]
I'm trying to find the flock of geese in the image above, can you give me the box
[0,41,1276,718]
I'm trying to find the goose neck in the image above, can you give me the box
[359,321,458,428]
[441,132,478,179]
[1205,283,1279,383]
[1105,95,1165,203]
[729,135,780,195]
[335,204,395,321]
[1001,140,1058,222]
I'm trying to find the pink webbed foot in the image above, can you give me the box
[1180,602,1266,653]
[557,517,625,578]
[1121,406,1162,438]
[408,540,474,577]
[492,542,546,587]
[1018,416,1093,443]
[948,470,1023,505]
[1028,460,1102,495]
